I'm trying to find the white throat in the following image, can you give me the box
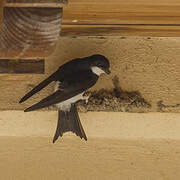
[91,66,105,76]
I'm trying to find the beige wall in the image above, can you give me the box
[1,3,180,179]
[0,111,180,180]
[0,36,180,179]
[1,36,180,112]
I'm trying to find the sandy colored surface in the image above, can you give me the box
[1,137,180,180]
[0,112,180,180]
[0,36,180,112]
[0,111,180,139]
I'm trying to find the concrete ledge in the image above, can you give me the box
[0,111,180,140]
[1,137,180,180]
[1,112,180,180]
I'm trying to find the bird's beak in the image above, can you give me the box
[104,68,111,74]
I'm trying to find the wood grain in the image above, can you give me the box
[0,0,68,59]
[0,59,44,73]
[5,0,68,4]
[5,0,68,8]
[62,0,180,36]
[0,1,5,29]
[61,25,180,37]
[63,0,180,25]
[5,3,66,8]
[0,7,63,58]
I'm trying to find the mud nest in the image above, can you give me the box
[78,76,151,113]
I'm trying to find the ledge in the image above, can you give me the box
[0,111,180,140]
[0,111,180,180]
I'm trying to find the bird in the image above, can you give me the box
[19,54,110,143]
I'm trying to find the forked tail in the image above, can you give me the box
[53,104,87,143]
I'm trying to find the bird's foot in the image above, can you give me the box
[83,92,91,104]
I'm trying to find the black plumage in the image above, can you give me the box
[19,54,110,143]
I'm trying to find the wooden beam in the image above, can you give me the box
[0,59,44,74]
[62,0,180,37]
[61,25,180,37]
[5,0,68,8]
[63,0,180,25]
[0,7,63,59]
[5,3,66,8]
[0,1,5,28]
[5,0,68,7]
[0,0,68,59]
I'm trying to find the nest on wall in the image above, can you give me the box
[77,76,151,113]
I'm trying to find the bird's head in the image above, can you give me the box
[89,54,111,76]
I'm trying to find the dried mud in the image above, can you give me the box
[77,76,151,113]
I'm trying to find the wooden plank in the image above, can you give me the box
[63,0,180,25]
[5,0,68,5]
[0,59,44,73]
[0,1,5,28]
[6,0,67,2]
[5,0,68,8]
[61,0,180,37]
[0,60,8,73]
[5,3,66,8]
[61,25,180,37]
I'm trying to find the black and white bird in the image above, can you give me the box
[19,54,110,143]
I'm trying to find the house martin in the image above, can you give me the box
[19,54,110,143]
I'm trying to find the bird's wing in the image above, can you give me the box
[19,70,60,103]
[19,58,83,103]
[24,71,98,112]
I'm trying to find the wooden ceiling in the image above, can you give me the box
[0,0,180,61]
[62,0,180,37]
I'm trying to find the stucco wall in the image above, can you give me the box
[0,36,180,179]
[0,111,180,180]
[1,36,180,112]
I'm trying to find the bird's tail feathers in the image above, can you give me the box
[53,104,87,143]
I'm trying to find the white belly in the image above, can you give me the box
[54,81,84,111]
[56,93,84,111]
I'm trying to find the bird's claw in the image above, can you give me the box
[83,92,91,104]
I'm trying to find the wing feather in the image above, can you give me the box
[19,70,59,103]
[24,71,98,112]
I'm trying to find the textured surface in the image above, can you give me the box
[0,36,179,112]
[61,0,180,36]
[0,7,63,58]
[0,59,44,73]
[63,0,180,25]
[61,24,180,37]
[5,0,67,8]
[0,111,180,138]
[0,137,180,180]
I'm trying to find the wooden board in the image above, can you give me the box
[62,0,180,36]
[61,25,180,37]
[63,0,180,25]
[5,0,68,7]
[0,59,44,74]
